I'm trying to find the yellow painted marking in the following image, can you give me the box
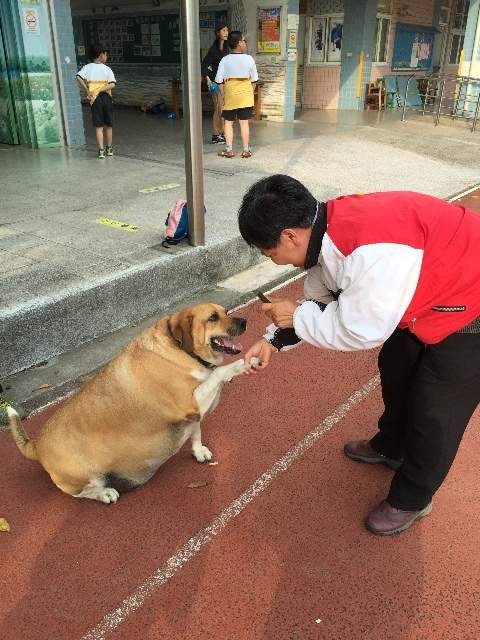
[96,218,139,232]
[139,182,180,194]
[356,50,365,99]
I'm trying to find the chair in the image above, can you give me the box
[364,82,386,110]
[383,75,401,108]
[396,76,423,107]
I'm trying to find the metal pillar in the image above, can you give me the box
[180,0,205,246]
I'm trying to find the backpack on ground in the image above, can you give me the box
[162,199,206,247]
[142,97,167,115]
[149,98,167,114]
[163,199,189,246]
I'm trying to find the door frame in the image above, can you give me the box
[0,17,19,144]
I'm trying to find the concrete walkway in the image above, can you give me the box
[1,106,480,384]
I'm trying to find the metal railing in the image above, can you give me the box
[400,73,480,132]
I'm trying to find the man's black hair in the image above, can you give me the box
[238,174,317,249]
[89,43,107,61]
[227,30,243,50]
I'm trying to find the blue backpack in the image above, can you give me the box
[163,199,206,247]
[163,199,188,246]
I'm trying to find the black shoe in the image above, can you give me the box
[211,135,221,144]
[344,439,402,470]
[366,500,432,536]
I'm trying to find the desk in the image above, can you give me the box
[171,79,262,121]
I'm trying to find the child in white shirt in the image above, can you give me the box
[215,31,258,158]
[76,43,116,159]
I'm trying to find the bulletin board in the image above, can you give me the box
[391,23,436,72]
[80,10,227,64]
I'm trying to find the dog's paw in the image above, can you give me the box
[192,445,213,463]
[229,357,260,376]
[99,487,120,504]
[228,358,248,375]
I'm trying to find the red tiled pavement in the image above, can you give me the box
[1,192,479,640]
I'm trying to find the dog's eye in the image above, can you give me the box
[208,312,220,322]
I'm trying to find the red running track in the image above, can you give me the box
[1,193,480,640]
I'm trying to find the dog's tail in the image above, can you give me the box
[7,406,38,461]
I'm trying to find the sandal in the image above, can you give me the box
[218,149,235,158]
[241,150,252,158]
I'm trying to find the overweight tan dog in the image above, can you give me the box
[8,303,257,504]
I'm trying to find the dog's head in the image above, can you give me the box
[168,303,247,365]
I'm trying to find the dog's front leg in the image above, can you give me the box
[194,357,259,417]
[190,422,213,463]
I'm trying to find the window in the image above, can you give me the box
[438,5,450,26]
[449,0,470,64]
[308,14,343,64]
[377,0,392,12]
[374,16,390,62]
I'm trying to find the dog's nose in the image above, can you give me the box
[230,317,247,335]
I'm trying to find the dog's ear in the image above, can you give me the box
[169,311,194,353]
[190,314,206,351]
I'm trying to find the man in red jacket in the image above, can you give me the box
[240,174,480,536]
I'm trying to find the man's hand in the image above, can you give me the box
[243,339,275,375]
[262,298,298,329]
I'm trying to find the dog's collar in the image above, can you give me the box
[189,352,217,370]
[167,320,217,370]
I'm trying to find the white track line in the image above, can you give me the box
[447,183,480,202]
[81,374,380,640]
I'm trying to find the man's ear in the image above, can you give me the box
[281,227,308,247]
[281,228,299,245]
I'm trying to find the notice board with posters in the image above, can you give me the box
[80,10,227,64]
[391,23,435,72]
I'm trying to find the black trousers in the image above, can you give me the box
[370,328,480,511]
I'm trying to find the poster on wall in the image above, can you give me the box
[309,16,325,62]
[257,7,281,54]
[327,19,343,62]
[392,23,435,71]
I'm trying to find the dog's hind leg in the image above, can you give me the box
[190,422,213,463]
[55,476,120,504]
[47,468,119,503]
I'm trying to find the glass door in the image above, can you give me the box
[0,18,19,144]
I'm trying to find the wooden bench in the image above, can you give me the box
[171,78,262,120]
